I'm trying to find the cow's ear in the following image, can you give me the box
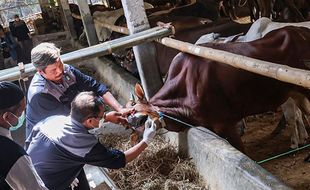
[135,83,145,100]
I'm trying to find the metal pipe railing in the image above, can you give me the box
[3,24,310,89]
[0,26,172,82]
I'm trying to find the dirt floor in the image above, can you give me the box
[242,110,310,190]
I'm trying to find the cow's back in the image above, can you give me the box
[155,20,251,75]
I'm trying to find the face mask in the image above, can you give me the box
[7,111,25,131]
[90,117,105,129]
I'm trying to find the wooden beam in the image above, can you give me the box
[121,0,163,100]
[158,37,310,88]
[76,0,99,46]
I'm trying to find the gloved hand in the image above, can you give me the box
[142,117,157,145]
[70,178,79,190]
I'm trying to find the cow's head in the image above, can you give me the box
[126,83,164,145]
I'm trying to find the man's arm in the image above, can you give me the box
[102,92,123,112]
[124,119,156,163]
[124,140,148,163]
[71,65,130,112]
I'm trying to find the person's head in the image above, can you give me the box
[31,42,64,83]
[0,82,26,130]
[14,14,20,22]
[71,91,105,129]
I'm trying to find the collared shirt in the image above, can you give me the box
[0,126,48,190]
[27,116,126,190]
[26,64,108,143]
[0,126,12,139]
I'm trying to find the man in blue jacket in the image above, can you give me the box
[0,81,47,190]
[27,91,156,190]
[0,27,18,69]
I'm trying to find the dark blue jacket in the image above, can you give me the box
[0,31,18,60]
[27,116,126,190]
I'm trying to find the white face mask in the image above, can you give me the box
[90,117,106,129]
[6,111,25,131]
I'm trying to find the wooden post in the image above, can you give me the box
[121,0,163,100]
[58,0,77,40]
[76,0,99,46]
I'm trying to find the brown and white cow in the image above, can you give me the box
[128,26,310,152]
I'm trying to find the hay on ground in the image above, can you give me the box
[98,133,208,190]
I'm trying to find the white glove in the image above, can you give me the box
[70,178,79,190]
[142,117,157,145]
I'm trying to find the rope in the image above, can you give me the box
[256,143,310,164]
[158,111,229,143]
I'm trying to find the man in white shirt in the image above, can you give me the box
[0,81,47,190]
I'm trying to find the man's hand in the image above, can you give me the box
[105,111,128,125]
[119,107,135,117]
[142,118,157,145]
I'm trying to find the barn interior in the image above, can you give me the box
[1,0,310,189]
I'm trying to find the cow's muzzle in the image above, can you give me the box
[127,113,148,129]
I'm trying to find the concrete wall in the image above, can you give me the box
[78,57,292,190]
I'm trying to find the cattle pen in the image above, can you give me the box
[1,0,310,189]
[2,25,310,189]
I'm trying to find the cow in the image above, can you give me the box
[127,26,310,152]
[245,0,310,21]
[196,17,310,148]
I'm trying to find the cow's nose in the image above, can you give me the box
[127,113,148,129]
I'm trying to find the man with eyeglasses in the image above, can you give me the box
[27,91,156,190]
[0,81,47,190]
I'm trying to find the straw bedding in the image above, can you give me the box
[98,133,208,190]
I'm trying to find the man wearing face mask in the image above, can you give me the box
[27,91,156,190]
[0,81,48,190]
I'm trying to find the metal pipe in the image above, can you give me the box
[0,26,172,82]
[157,37,310,89]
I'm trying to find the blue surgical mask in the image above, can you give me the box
[7,111,25,131]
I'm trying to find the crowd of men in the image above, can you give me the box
[0,14,33,70]
[0,42,157,189]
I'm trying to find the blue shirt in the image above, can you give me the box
[26,64,108,143]
[27,115,126,190]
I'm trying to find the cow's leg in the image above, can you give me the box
[296,108,309,146]
[290,92,310,146]
[215,123,244,152]
[281,98,299,148]
[271,114,287,136]
[236,119,246,136]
